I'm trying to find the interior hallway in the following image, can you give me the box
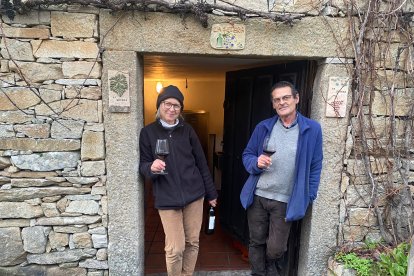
[144,187,250,275]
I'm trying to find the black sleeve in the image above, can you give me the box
[139,127,156,180]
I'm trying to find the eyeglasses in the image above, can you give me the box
[272,94,293,104]
[162,101,181,111]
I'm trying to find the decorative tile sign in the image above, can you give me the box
[210,23,245,50]
[325,77,349,118]
[108,70,130,113]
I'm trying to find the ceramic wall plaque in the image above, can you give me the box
[325,77,349,118]
[108,70,130,113]
[210,23,245,50]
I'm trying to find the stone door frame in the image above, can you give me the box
[99,11,352,275]
[102,51,351,275]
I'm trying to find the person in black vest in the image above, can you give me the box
[240,81,323,275]
[139,85,218,276]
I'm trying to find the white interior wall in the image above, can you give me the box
[143,78,226,151]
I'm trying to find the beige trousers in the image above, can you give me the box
[158,197,204,276]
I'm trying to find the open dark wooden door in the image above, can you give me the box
[220,60,317,275]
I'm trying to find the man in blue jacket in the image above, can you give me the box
[240,81,323,276]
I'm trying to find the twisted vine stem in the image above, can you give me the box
[1,0,305,27]
[344,0,414,245]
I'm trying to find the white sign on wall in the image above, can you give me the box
[108,70,130,113]
[325,77,349,118]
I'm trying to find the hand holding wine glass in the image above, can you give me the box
[155,139,169,175]
[262,136,276,171]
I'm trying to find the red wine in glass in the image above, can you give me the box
[155,139,169,175]
[263,149,276,156]
[157,152,169,160]
[262,136,276,170]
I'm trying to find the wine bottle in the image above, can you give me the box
[205,207,215,234]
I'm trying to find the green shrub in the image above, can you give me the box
[363,238,381,251]
[373,242,409,276]
[335,252,373,276]
[335,242,410,276]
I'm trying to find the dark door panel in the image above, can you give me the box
[221,75,253,240]
[251,75,274,129]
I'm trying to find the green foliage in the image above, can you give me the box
[373,242,409,276]
[335,252,373,276]
[335,242,411,276]
[363,238,382,251]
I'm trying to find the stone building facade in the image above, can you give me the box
[0,7,108,276]
[0,1,413,275]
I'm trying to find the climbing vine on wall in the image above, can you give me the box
[331,0,414,246]
[0,0,304,28]
[0,0,305,120]
[0,0,413,249]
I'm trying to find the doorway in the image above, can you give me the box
[221,61,317,275]
[142,55,317,274]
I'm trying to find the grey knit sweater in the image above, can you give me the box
[255,119,299,203]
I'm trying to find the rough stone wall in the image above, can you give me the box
[338,38,414,245]
[340,110,414,243]
[0,1,412,275]
[0,7,108,275]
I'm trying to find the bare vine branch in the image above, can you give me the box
[342,0,414,246]
[1,0,305,27]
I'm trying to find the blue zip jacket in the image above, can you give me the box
[240,112,323,221]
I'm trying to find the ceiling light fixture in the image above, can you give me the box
[156,81,163,93]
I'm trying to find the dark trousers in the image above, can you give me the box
[247,196,292,276]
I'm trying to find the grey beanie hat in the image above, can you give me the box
[156,85,184,110]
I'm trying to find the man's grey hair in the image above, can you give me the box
[270,81,299,98]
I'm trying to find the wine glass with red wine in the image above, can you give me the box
[262,136,276,171]
[155,139,169,175]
